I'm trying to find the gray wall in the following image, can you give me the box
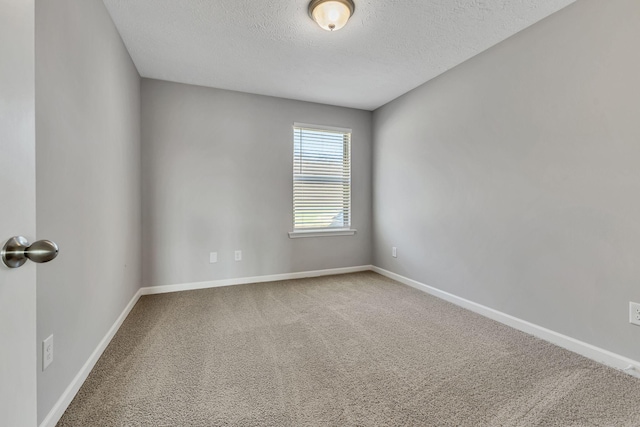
[141,79,372,287]
[35,0,141,422]
[373,0,640,362]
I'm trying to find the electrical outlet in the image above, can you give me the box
[392,247,397,258]
[234,250,242,261]
[209,252,217,263]
[630,302,640,326]
[43,335,54,371]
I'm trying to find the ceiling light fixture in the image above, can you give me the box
[308,0,355,32]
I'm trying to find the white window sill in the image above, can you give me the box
[288,229,357,239]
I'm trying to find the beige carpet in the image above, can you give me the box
[58,272,640,426]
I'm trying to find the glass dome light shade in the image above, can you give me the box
[309,0,355,32]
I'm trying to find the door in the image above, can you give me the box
[0,0,38,425]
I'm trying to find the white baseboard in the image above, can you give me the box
[39,288,143,427]
[39,265,371,426]
[140,265,373,295]
[40,264,640,427]
[371,266,640,379]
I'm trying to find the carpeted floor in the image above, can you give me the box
[58,272,640,426]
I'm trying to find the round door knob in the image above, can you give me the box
[1,236,59,269]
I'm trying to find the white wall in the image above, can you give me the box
[373,0,640,362]
[35,0,141,422]
[141,79,372,287]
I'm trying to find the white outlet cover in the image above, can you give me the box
[209,252,217,263]
[392,247,397,258]
[630,302,640,326]
[234,250,242,261]
[43,334,54,371]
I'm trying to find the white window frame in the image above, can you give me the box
[288,122,356,239]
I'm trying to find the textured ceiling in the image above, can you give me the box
[103,0,575,110]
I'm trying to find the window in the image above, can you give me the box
[289,123,356,238]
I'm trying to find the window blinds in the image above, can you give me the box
[293,124,351,230]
